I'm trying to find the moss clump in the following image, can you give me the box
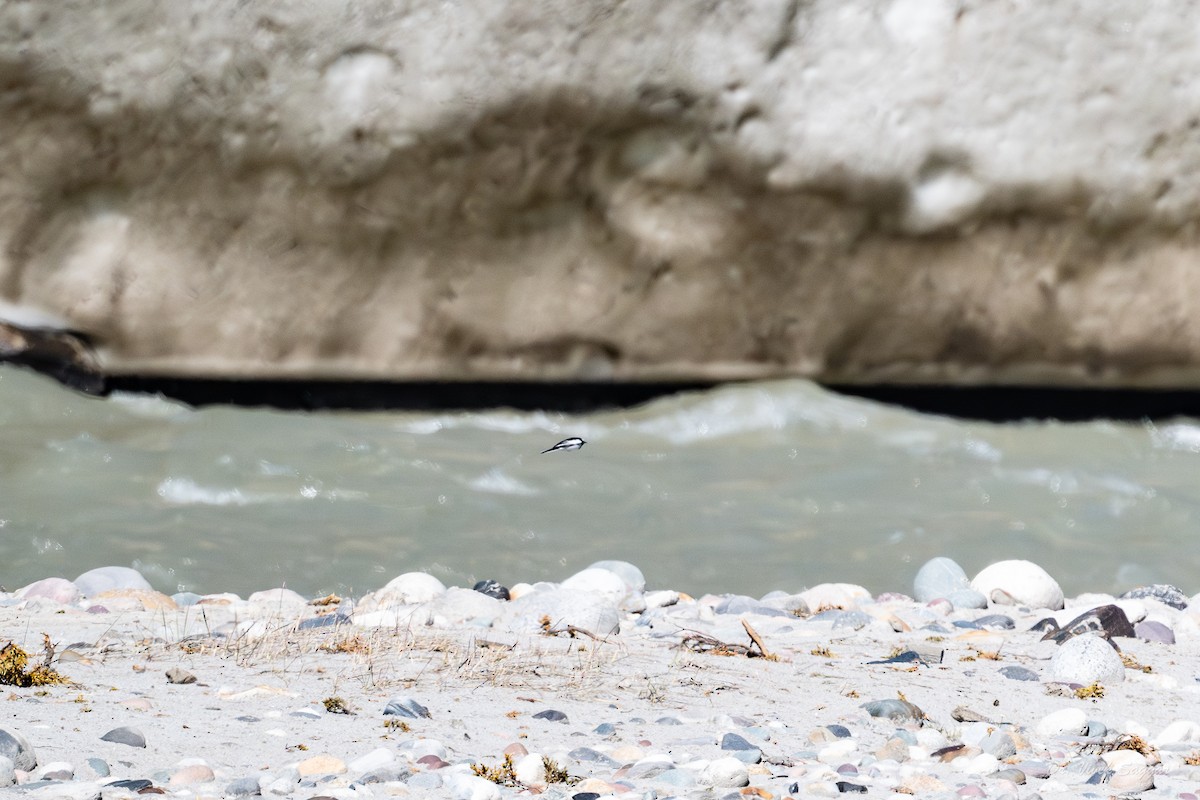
[472,754,519,786]
[1074,682,1104,699]
[542,756,575,784]
[0,640,71,687]
[322,696,352,714]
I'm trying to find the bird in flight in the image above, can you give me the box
[541,437,586,454]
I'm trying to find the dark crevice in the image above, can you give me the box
[828,384,1200,423]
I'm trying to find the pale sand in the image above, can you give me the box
[2,598,1198,794]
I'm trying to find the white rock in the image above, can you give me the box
[498,586,620,636]
[915,728,948,750]
[28,782,103,800]
[1103,750,1155,792]
[348,747,396,773]
[971,560,1064,609]
[399,739,448,761]
[699,756,749,788]
[952,753,999,776]
[1122,719,1151,739]
[1067,592,1116,607]
[1154,719,1200,745]
[513,753,546,788]
[38,761,73,779]
[798,583,872,612]
[562,568,628,606]
[247,587,309,613]
[73,566,152,597]
[0,756,13,787]
[586,559,646,592]
[1036,707,1088,738]
[444,773,502,800]
[427,587,502,625]
[362,572,447,610]
[16,578,81,605]
[644,589,680,609]
[507,582,536,600]
[1050,634,1125,684]
[817,739,859,764]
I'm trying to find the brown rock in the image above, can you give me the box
[92,589,178,612]
[296,754,347,777]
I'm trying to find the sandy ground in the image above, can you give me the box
[2,596,1199,797]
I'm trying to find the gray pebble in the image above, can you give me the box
[100,727,146,748]
[165,666,197,684]
[533,709,568,723]
[383,696,430,719]
[831,611,873,631]
[0,730,35,771]
[297,614,351,630]
[108,778,153,791]
[84,758,109,778]
[995,768,1026,784]
[356,765,412,784]
[568,747,616,766]
[1061,755,1107,782]
[982,731,1016,759]
[1136,620,1175,644]
[407,772,442,789]
[826,724,852,738]
[720,733,755,750]
[593,723,617,735]
[655,717,683,726]
[1015,761,1052,779]
[998,665,1040,681]
[225,776,261,796]
[655,768,695,787]
[913,557,972,602]
[946,588,989,610]
[714,596,789,617]
[1086,720,1107,737]
[974,614,1015,630]
[861,699,924,722]
[626,759,673,779]
[1120,583,1188,609]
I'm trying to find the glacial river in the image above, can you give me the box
[2,365,1197,599]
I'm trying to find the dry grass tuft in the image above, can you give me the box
[318,635,371,655]
[472,754,519,786]
[0,638,72,687]
[1108,734,1156,756]
[1119,652,1152,673]
[1074,682,1104,699]
[322,696,353,714]
[542,756,574,784]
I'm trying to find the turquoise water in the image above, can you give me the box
[2,364,1197,599]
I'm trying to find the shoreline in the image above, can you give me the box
[2,559,1199,798]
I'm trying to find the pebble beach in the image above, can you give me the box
[3,558,1200,800]
[2,561,1200,800]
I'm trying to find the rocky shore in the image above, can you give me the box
[2,558,1200,799]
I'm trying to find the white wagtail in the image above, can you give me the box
[541,437,586,454]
